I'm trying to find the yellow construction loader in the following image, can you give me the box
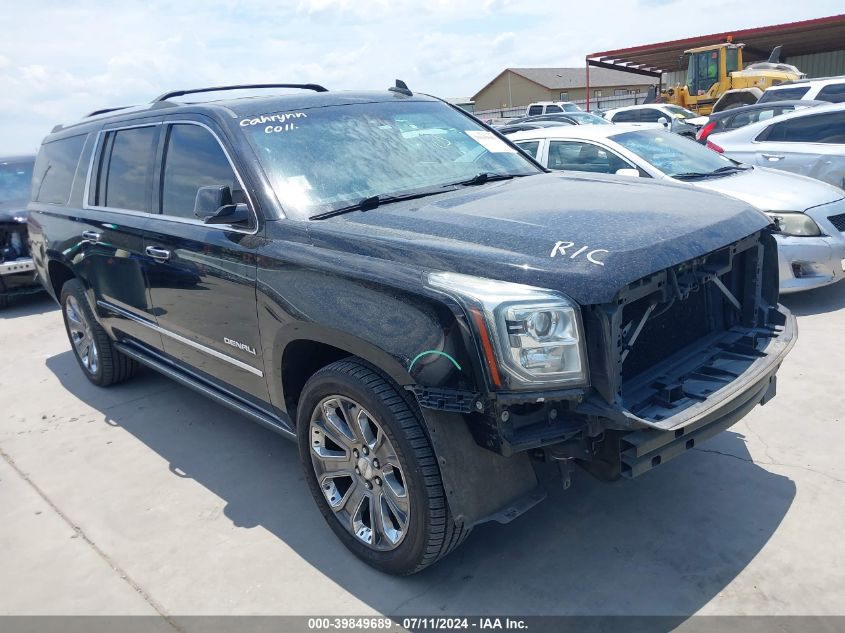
[653,42,804,115]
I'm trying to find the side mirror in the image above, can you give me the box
[658,117,669,127]
[194,185,250,226]
[615,168,640,178]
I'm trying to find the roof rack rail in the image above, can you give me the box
[86,106,131,117]
[153,83,329,102]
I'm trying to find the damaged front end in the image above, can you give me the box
[0,216,40,304]
[418,229,795,494]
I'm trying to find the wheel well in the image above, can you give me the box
[47,260,75,299]
[282,340,351,415]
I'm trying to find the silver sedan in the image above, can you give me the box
[706,102,845,190]
[507,125,845,293]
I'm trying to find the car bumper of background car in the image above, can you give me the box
[776,234,845,294]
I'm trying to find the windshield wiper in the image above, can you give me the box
[309,173,533,220]
[446,172,530,187]
[673,165,748,180]
[309,189,450,220]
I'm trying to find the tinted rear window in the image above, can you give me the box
[32,135,86,204]
[761,112,845,143]
[816,83,845,103]
[611,110,638,123]
[92,126,159,212]
[758,86,810,103]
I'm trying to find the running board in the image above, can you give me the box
[115,342,296,440]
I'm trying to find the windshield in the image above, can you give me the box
[0,159,34,202]
[240,100,540,218]
[612,130,736,177]
[561,103,581,112]
[663,105,698,119]
[566,112,610,125]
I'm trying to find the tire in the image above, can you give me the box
[60,279,137,387]
[297,358,470,575]
[0,295,9,310]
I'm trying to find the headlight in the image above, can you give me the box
[427,271,587,389]
[767,211,821,237]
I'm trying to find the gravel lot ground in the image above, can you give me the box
[1,283,843,618]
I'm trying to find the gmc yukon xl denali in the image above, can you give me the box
[28,83,796,574]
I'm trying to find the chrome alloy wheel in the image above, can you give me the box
[309,395,410,551]
[65,295,99,375]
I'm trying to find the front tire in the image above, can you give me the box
[297,359,470,575]
[60,279,136,387]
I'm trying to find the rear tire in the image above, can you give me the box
[297,358,470,575]
[60,279,137,387]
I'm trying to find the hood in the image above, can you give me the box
[0,199,29,223]
[306,172,770,305]
[691,166,844,213]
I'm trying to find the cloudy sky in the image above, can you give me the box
[2,0,842,153]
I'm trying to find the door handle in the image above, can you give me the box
[761,153,785,161]
[82,230,101,242]
[145,246,171,261]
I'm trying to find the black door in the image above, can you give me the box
[144,120,268,404]
[80,121,164,351]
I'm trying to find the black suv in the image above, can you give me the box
[1,155,41,308]
[29,83,796,575]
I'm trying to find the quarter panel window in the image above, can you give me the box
[528,106,542,116]
[514,140,540,159]
[96,126,159,211]
[160,124,239,219]
[32,135,86,204]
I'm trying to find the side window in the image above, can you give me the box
[527,105,542,116]
[758,86,810,103]
[161,124,241,219]
[514,140,540,159]
[547,141,619,174]
[761,112,845,144]
[816,83,845,103]
[638,108,664,123]
[92,126,159,211]
[730,111,761,128]
[546,105,563,113]
[32,135,86,204]
[611,110,638,123]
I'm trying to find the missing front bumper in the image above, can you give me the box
[0,257,35,276]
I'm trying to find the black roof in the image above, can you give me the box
[55,89,439,134]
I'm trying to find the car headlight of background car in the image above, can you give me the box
[427,272,588,389]
[767,211,822,237]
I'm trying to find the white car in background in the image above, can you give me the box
[706,102,845,190]
[507,125,845,293]
[525,101,581,116]
[602,104,707,137]
[757,76,845,105]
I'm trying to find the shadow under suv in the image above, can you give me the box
[28,83,796,574]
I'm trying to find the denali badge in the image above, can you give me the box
[224,337,257,355]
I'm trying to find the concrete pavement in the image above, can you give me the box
[1,283,843,617]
